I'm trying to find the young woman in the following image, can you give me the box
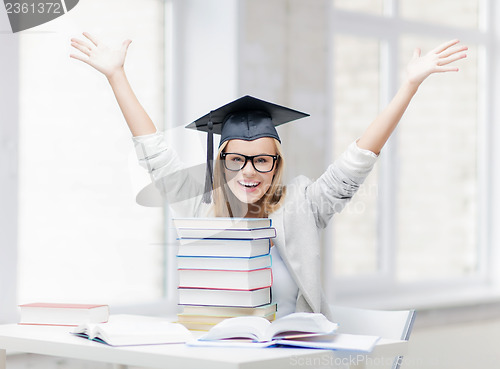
[70,33,467,318]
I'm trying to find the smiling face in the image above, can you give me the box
[223,137,278,205]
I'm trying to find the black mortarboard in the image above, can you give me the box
[185,95,309,203]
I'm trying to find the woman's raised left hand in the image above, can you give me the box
[405,39,468,87]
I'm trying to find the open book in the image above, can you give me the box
[198,312,338,343]
[72,314,193,346]
[190,312,380,352]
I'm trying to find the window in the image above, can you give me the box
[327,0,491,303]
[10,0,166,318]
[396,36,479,282]
[331,34,381,276]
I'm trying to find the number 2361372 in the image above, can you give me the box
[5,2,62,14]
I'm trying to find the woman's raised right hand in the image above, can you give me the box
[70,32,132,79]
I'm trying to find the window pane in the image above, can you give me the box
[334,0,384,15]
[332,35,380,276]
[400,0,480,29]
[18,0,165,304]
[396,35,479,281]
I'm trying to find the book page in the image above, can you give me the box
[274,333,380,352]
[73,315,193,346]
[265,313,338,341]
[200,316,271,342]
[73,323,99,339]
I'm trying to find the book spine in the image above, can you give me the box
[177,227,276,240]
[178,268,273,290]
[173,218,272,229]
[177,267,271,272]
[178,287,272,308]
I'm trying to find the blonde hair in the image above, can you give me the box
[212,139,286,218]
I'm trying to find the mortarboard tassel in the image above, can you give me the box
[202,113,214,203]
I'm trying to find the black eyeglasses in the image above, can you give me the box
[221,153,279,173]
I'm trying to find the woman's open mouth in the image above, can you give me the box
[237,180,260,192]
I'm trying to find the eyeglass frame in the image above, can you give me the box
[220,152,280,173]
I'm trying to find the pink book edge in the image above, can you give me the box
[177,268,272,272]
[177,285,272,291]
[19,303,109,309]
[17,320,109,327]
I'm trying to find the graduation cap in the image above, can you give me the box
[185,95,309,203]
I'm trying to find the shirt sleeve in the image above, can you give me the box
[132,131,205,216]
[305,140,378,228]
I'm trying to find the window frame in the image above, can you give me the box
[0,19,19,324]
[326,0,500,308]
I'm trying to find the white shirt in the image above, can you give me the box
[270,245,299,318]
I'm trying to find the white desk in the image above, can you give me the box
[0,324,407,369]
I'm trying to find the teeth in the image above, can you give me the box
[239,181,259,188]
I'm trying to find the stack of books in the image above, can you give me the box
[174,217,277,331]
